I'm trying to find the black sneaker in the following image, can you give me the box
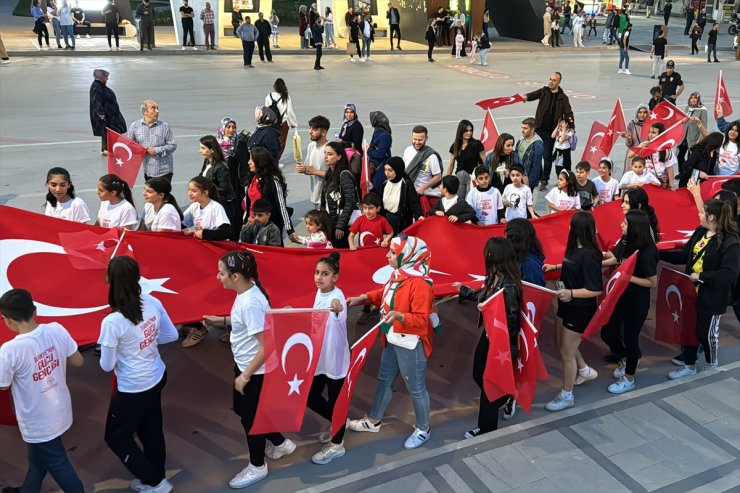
[464,427,482,439]
[671,352,685,366]
[538,181,548,192]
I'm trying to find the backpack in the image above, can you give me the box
[268,94,284,127]
[570,131,578,151]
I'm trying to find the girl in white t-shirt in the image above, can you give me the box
[182,176,232,241]
[202,251,294,489]
[545,170,581,214]
[717,121,739,176]
[594,158,620,204]
[95,174,138,229]
[98,256,178,492]
[140,177,183,232]
[628,123,677,188]
[43,167,91,223]
[551,118,575,176]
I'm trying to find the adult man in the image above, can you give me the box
[200,2,216,49]
[387,3,401,50]
[663,1,672,25]
[522,72,574,190]
[512,118,545,188]
[560,0,572,34]
[403,125,442,214]
[657,60,684,104]
[136,0,155,51]
[684,5,694,35]
[295,115,330,208]
[609,9,620,44]
[618,23,632,75]
[102,0,120,51]
[71,0,90,39]
[180,0,196,50]
[254,12,273,62]
[127,101,177,182]
[542,7,552,45]
[650,29,668,78]
[236,15,257,67]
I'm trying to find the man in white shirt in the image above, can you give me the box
[296,115,329,208]
[402,125,442,214]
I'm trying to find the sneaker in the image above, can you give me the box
[360,58,366,62]
[668,365,697,380]
[623,69,632,75]
[617,68,625,74]
[403,427,430,449]
[129,479,146,491]
[348,416,381,433]
[671,352,685,366]
[139,479,173,493]
[538,181,548,192]
[108,47,113,51]
[193,46,198,50]
[574,367,598,385]
[265,438,296,460]
[116,47,121,51]
[608,376,636,394]
[350,58,356,62]
[502,397,516,420]
[86,34,91,39]
[701,361,718,372]
[613,359,626,379]
[311,442,346,465]
[464,427,481,439]
[182,46,186,51]
[318,429,332,443]
[181,326,208,348]
[228,463,268,489]
[0,59,10,65]
[545,391,574,412]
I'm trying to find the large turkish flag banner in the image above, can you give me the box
[655,268,699,346]
[581,252,638,340]
[107,129,148,187]
[480,290,516,403]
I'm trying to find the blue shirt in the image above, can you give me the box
[127,119,177,178]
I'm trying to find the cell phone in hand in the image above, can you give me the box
[691,169,700,183]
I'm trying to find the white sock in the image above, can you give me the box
[578,366,591,376]
[561,389,573,398]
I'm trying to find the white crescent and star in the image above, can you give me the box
[481,127,489,143]
[281,332,314,396]
[591,131,604,143]
[605,272,622,294]
[359,231,375,247]
[111,142,133,162]
[346,348,367,396]
[656,139,676,151]
[665,284,683,323]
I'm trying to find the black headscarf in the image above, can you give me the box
[385,156,405,183]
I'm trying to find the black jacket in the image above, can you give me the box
[321,168,358,232]
[200,160,236,203]
[386,7,400,24]
[254,18,271,40]
[379,177,423,234]
[339,120,364,152]
[247,126,280,161]
[660,227,740,315]
[311,23,324,45]
[425,26,436,44]
[244,175,293,237]
[428,197,478,224]
[89,80,126,137]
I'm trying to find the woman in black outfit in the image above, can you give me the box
[486,133,516,193]
[379,156,423,234]
[338,103,363,152]
[247,107,281,162]
[320,142,358,248]
[448,119,486,200]
[199,135,236,223]
[425,18,436,62]
[244,147,293,244]
[348,14,362,61]
[678,132,724,187]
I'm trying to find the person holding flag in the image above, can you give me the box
[89,69,126,157]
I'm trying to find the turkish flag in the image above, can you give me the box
[331,323,379,440]
[580,121,609,170]
[714,70,734,120]
[516,283,553,413]
[360,139,372,197]
[521,281,556,332]
[700,176,737,201]
[480,289,516,403]
[599,99,628,155]
[476,94,526,111]
[581,252,638,340]
[480,110,500,154]
[107,129,147,187]
[640,101,689,140]
[655,268,699,346]
[57,228,123,270]
[630,119,687,158]
[250,309,331,434]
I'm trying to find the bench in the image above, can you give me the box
[87,22,137,37]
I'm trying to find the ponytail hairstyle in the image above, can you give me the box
[317,252,341,275]
[145,176,184,221]
[107,256,143,325]
[304,209,331,240]
[623,187,660,239]
[189,176,221,203]
[704,198,740,246]
[45,167,75,207]
[482,237,522,298]
[715,190,739,218]
[220,250,270,302]
[99,174,135,209]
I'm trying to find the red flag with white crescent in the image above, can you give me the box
[654,268,699,346]
[480,110,500,154]
[640,100,689,140]
[515,283,553,413]
[581,252,638,340]
[57,228,124,270]
[629,119,687,158]
[714,70,734,120]
[476,94,526,111]
[480,289,516,403]
[599,99,628,155]
[580,121,609,170]
[107,129,148,188]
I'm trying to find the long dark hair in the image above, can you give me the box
[324,141,350,190]
[618,210,654,258]
[482,237,522,298]
[452,119,474,157]
[107,256,143,325]
[304,209,331,240]
[691,132,725,156]
[220,250,270,302]
[273,78,289,103]
[492,133,515,168]
[189,176,221,203]
[99,173,135,209]
[565,211,601,260]
[560,170,578,197]
[623,187,660,238]
[704,198,740,246]
[145,177,183,221]
[250,146,288,196]
[199,135,226,164]
[723,122,739,151]
[45,167,75,207]
[505,218,545,262]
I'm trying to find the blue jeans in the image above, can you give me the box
[22,436,84,493]
[51,18,62,46]
[369,343,430,430]
[362,37,371,58]
[241,40,255,65]
[324,23,334,47]
[61,24,75,47]
[619,48,630,69]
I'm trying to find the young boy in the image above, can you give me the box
[0,289,84,493]
[502,165,538,220]
[239,199,282,246]
[574,161,600,210]
[595,158,620,204]
[348,193,393,250]
[619,156,661,195]
[466,165,504,225]
[429,175,478,223]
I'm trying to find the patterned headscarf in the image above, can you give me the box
[217,117,237,158]
[687,91,704,109]
[255,106,277,128]
[343,104,357,122]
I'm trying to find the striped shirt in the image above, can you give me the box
[127,119,177,178]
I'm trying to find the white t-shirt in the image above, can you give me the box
[554,129,574,151]
[98,294,177,393]
[466,187,503,225]
[619,170,661,188]
[44,197,90,223]
[403,146,442,197]
[142,203,182,232]
[0,323,77,443]
[717,142,739,175]
[502,184,533,220]
[183,199,230,231]
[594,177,620,203]
[305,141,327,206]
[231,285,270,374]
[545,188,581,213]
[97,200,138,228]
[645,149,677,182]
[313,287,350,379]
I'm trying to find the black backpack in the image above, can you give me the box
[268,94,284,127]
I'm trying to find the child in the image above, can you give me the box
[141,176,183,232]
[348,193,393,250]
[545,170,581,213]
[454,27,464,58]
[44,166,90,223]
[466,165,504,225]
[502,165,537,220]
[269,9,280,47]
[587,14,597,36]
[573,161,600,210]
[478,30,490,66]
[551,118,574,176]
[429,175,478,223]
[289,208,333,249]
[629,123,677,188]
[242,198,282,246]
[594,158,620,204]
[96,173,138,229]
[0,288,85,493]
[182,176,233,241]
[619,156,661,194]
[469,34,478,64]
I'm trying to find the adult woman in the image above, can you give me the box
[622,187,660,241]
[486,133,516,194]
[600,211,659,394]
[368,111,393,191]
[140,177,183,232]
[324,6,336,48]
[299,5,308,49]
[677,92,708,170]
[31,0,50,49]
[379,156,423,234]
[217,118,248,231]
[247,107,281,162]
[319,142,357,248]
[265,78,298,162]
[244,146,293,243]
[89,69,127,156]
[338,104,364,152]
[627,123,678,188]
[348,14,362,61]
[347,236,437,450]
[311,17,324,70]
[204,251,295,488]
[59,0,75,49]
[199,135,236,220]
[621,104,650,172]
[482,7,490,34]
[679,132,724,187]
[47,0,63,49]
[425,18,436,62]
[505,218,546,286]
[231,3,242,37]
[710,121,740,176]
[543,212,603,411]
[98,256,178,493]
[455,237,521,438]
[448,119,485,200]
[662,199,740,378]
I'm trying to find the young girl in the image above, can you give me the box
[44,167,91,223]
[469,34,478,64]
[594,158,620,204]
[269,10,280,47]
[95,174,138,229]
[628,123,677,187]
[478,30,490,66]
[545,170,581,213]
[98,256,178,493]
[454,27,465,58]
[289,209,333,248]
[551,119,574,176]
[141,177,183,232]
[306,253,350,464]
[717,121,739,176]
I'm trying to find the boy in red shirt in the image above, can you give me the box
[348,193,393,250]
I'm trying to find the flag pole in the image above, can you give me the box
[109,229,127,260]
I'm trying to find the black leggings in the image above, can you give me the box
[553,148,572,176]
[683,313,721,366]
[106,23,119,47]
[427,41,434,60]
[35,20,49,46]
[691,36,699,54]
[306,374,346,444]
[472,332,512,433]
[314,45,322,68]
[600,289,650,375]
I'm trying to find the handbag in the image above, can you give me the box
[386,327,419,350]
[347,42,356,54]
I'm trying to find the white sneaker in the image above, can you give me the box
[139,479,173,493]
[108,47,113,51]
[613,359,626,379]
[193,46,198,50]
[668,365,697,380]
[228,463,268,489]
[545,391,575,412]
[86,34,91,39]
[129,479,146,491]
[264,438,296,460]
[311,442,346,464]
[348,416,381,433]
[360,58,366,62]
[617,68,625,74]
[403,427,430,449]
[116,47,121,51]
[182,46,186,51]
[608,376,636,394]
[623,69,632,75]
[502,397,516,420]
[350,57,356,62]
[76,34,80,39]
[574,367,598,385]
